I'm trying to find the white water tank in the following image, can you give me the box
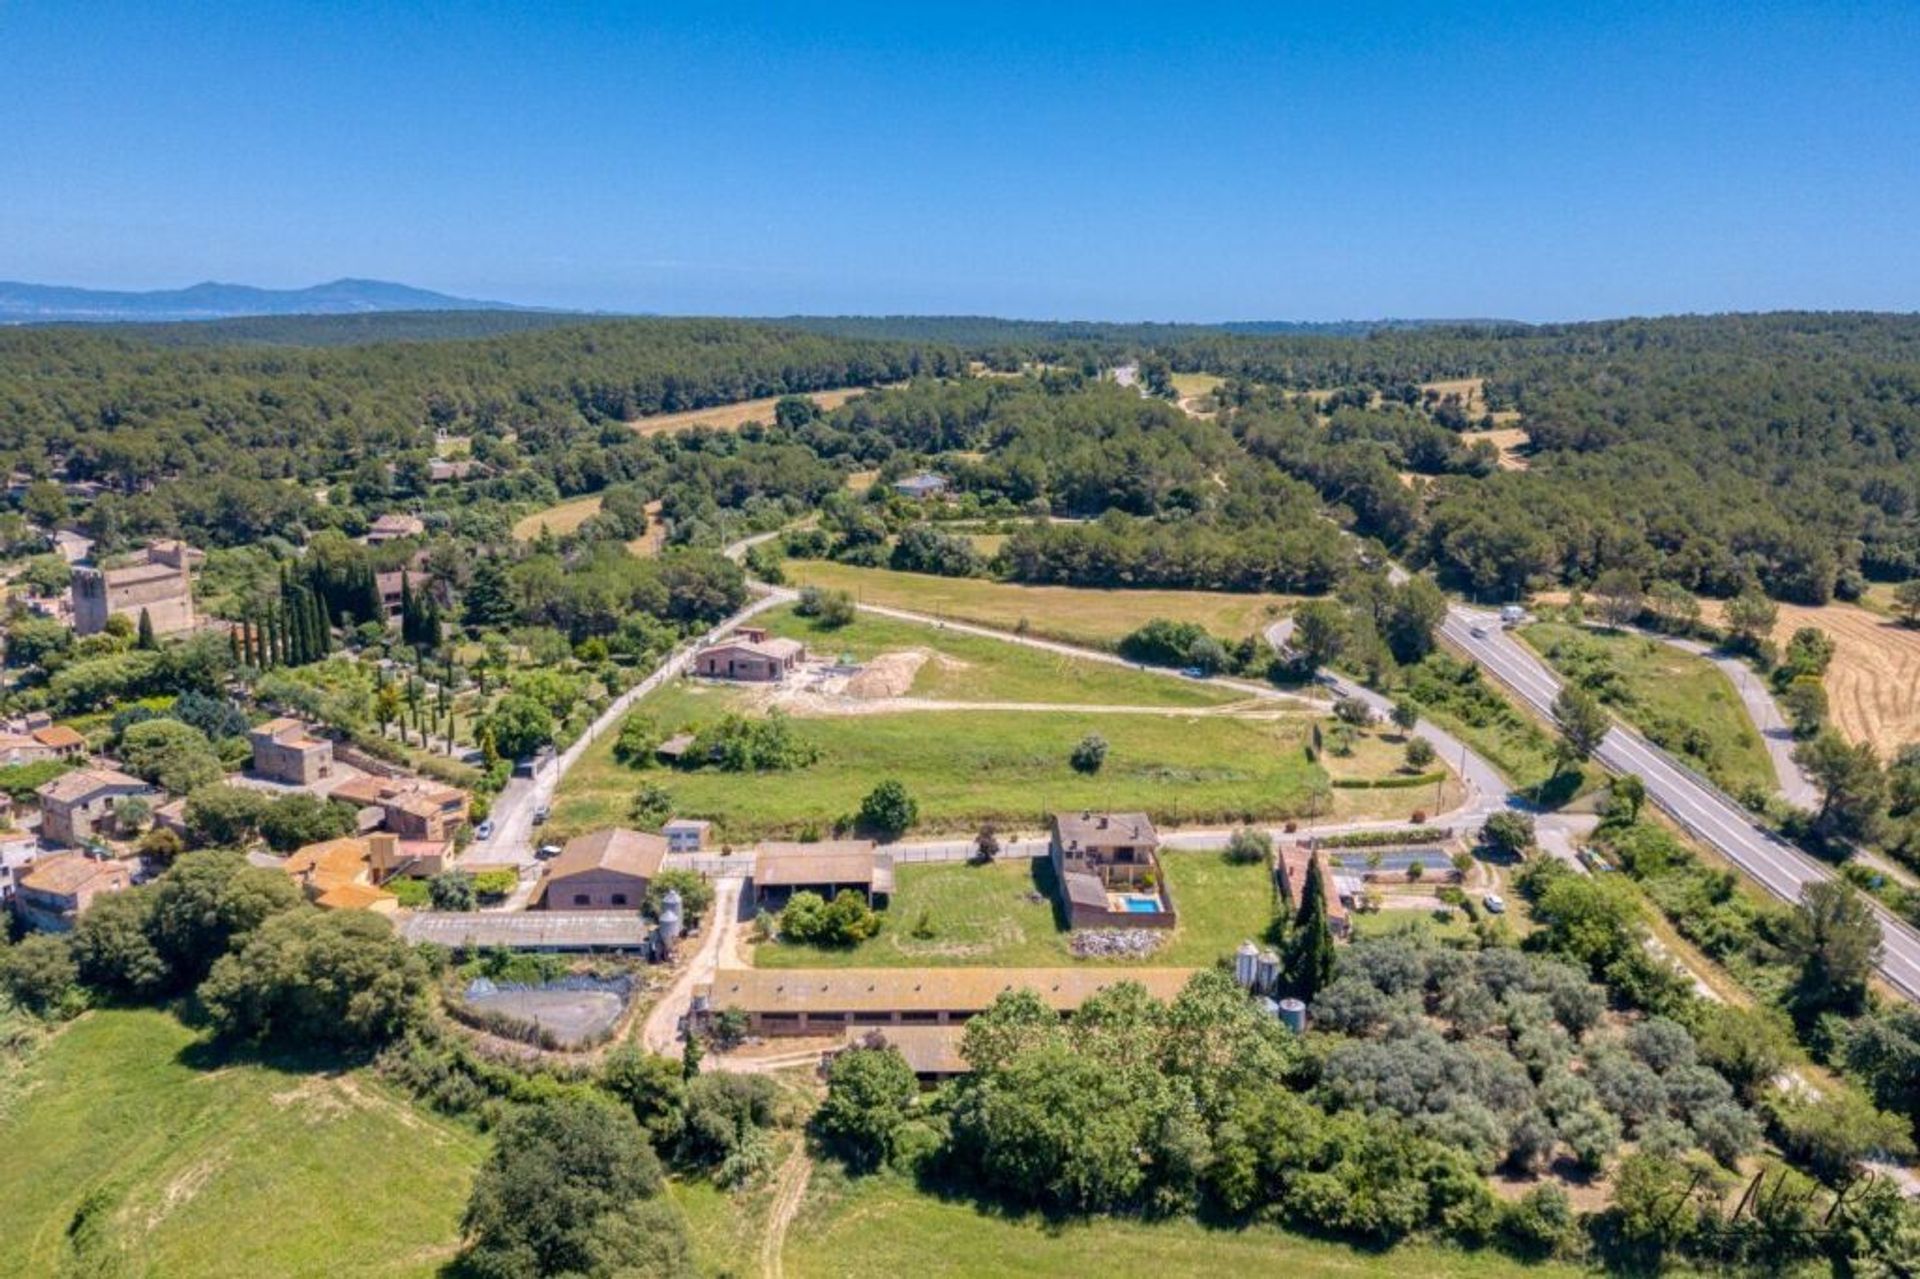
[1233,940,1259,988]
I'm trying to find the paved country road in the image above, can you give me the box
[1444,606,1920,1004]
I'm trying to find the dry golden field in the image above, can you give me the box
[628,387,870,436]
[1701,597,1920,754]
[511,493,601,541]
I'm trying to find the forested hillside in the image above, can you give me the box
[6,311,1920,602]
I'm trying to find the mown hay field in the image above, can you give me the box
[1701,596,1920,755]
[780,558,1299,650]
[628,387,869,436]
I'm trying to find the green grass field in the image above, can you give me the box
[0,1009,482,1279]
[1519,622,1774,797]
[779,558,1298,650]
[783,1170,1587,1279]
[756,604,1239,709]
[554,682,1336,840]
[755,849,1273,969]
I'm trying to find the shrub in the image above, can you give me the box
[0,933,79,1016]
[857,778,917,837]
[1224,827,1272,865]
[1404,735,1436,770]
[1069,733,1108,775]
[472,868,519,900]
[796,585,855,627]
[780,889,882,947]
[1482,811,1536,856]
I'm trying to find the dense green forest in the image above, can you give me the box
[7,310,1920,601]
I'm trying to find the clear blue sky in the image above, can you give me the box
[3,1,1917,321]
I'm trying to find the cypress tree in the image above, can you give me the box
[228,625,242,665]
[311,587,332,655]
[399,573,417,646]
[359,565,384,628]
[1286,851,1337,999]
[136,607,157,651]
[261,611,278,670]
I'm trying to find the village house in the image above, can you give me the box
[891,471,949,500]
[282,832,426,913]
[693,625,804,682]
[662,818,712,853]
[332,774,470,841]
[36,768,160,846]
[538,828,667,910]
[363,512,426,544]
[70,539,199,637]
[706,965,1195,1043]
[249,717,335,786]
[1049,811,1176,930]
[752,840,891,910]
[0,724,86,766]
[1276,843,1351,938]
[14,852,131,931]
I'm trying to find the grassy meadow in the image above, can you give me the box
[1519,622,1774,797]
[0,1009,482,1279]
[553,682,1335,840]
[754,849,1274,969]
[778,557,1297,650]
[782,1170,1589,1279]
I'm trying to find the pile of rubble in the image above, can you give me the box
[1069,928,1167,959]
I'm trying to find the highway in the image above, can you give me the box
[1442,606,1920,1003]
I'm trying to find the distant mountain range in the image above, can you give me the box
[0,277,530,323]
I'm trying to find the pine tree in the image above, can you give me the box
[1285,851,1337,999]
[136,607,156,650]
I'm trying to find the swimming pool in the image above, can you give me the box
[1120,895,1163,913]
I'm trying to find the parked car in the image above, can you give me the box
[532,803,551,825]
[536,843,562,860]
[473,819,495,841]
[1179,666,1209,679]
[1483,893,1507,914]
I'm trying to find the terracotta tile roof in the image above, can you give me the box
[712,965,1197,1016]
[31,725,84,749]
[316,881,396,911]
[332,774,466,820]
[547,828,667,882]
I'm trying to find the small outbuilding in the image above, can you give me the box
[753,840,891,909]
